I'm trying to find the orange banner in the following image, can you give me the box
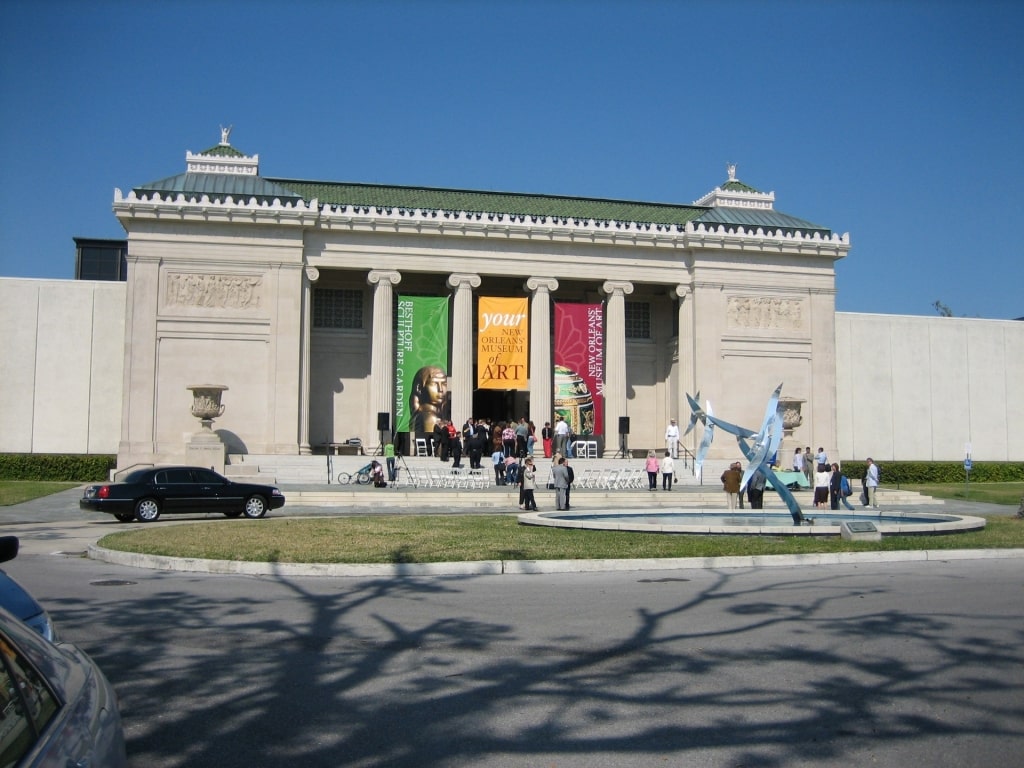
[477,297,529,389]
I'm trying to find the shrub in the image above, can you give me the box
[0,454,116,482]
[841,460,1024,485]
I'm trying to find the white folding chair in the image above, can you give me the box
[414,438,429,457]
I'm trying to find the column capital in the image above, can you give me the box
[673,284,692,300]
[524,276,559,294]
[367,270,401,287]
[447,273,481,290]
[304,266,320,282]
[601,280,634,297]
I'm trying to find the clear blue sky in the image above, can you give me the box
[2,0,1021,319]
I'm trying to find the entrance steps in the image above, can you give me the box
[225,453,935,510]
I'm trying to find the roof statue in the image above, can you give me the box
[219,125,233,146]
[727,163,737,181]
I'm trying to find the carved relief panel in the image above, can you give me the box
[727,296,803,331]
[165,272,263,310]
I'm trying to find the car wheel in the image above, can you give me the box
[134,498,161,522]
[114,512,134,522]
[356,472,371,485]
[223,510,243,518]
[243,495,267,519]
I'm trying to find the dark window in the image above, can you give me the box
[74,238,127,281]
[313,288,364,329]
[625,301,651,339]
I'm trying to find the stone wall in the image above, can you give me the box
[835,312,1024,461]
[0,278,125,454]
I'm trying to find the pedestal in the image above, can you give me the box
[186,431,226,475]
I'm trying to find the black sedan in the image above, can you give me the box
[80,466,286,522]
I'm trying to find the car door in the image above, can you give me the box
[190,468,240,512]
[152,468,203,513]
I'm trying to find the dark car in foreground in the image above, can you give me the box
[0,604,127,767]
[80,466,286,522]
[0,537,56,643]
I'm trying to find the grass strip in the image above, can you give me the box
[97,514,1024,565]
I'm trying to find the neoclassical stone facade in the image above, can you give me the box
[103,136,850,468]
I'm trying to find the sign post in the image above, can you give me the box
[964,444,973,499]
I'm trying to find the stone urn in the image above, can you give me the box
[777,397,804,435]
[187,385,228,432]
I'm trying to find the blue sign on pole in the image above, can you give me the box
[964,458,973,471]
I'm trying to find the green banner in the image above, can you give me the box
[395,295,450,434]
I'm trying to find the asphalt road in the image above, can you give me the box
[2,488,1022,766]
[4,534,1023,767]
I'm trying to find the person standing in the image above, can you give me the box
[553,415,570,458]
[541,421,553,458]
[665,418,680,459]
[527,421,537,457]
[803,445,814,488]
[792,447,804,474]
[813,462,830,508]
[521,458,538,511]
[721,462,742,510]
[865,457,880,508]
[384,442,397,482]
[816,446,828,467]
[829,462,855,510]
[563,458,574,510]
[747,467,766,509]
[552,456,571,510]
[515,417,529,457]
[661,450,675,491]
[645,450,659,491]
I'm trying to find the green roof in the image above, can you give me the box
[721,179,761,193]
[270,179,709,227]
[196,144,247,158]
[134,172,302,202]
[131,159,833,235]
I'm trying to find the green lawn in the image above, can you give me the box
[905,482,1024,506]
[97,513,1024,565]
[0,481,79,506]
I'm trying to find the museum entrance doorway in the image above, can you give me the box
[472,389,529,425]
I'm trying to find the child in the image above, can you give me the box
[492,448,506,485]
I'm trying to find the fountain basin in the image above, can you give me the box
[518,509,986,536]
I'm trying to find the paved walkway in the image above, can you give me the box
[2,485,1021,575]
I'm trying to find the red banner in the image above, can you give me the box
[553,303,604,436]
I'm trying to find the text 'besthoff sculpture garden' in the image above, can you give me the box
[684,384,805,525]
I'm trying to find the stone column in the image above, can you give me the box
[298,267,320,454]
[601,280,633,456]
[447,273,481,429]
[674,284,694,448]
[368,270,402,449]
[525,276,558,427]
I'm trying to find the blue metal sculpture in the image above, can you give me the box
[685,384,805,525]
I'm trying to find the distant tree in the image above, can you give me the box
[932,300,954,317]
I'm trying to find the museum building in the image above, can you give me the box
[100,130,848,469]
[5,131,1020,470]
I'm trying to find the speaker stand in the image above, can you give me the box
[613,433,629,459]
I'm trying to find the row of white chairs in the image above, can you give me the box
[398,467,495,489]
